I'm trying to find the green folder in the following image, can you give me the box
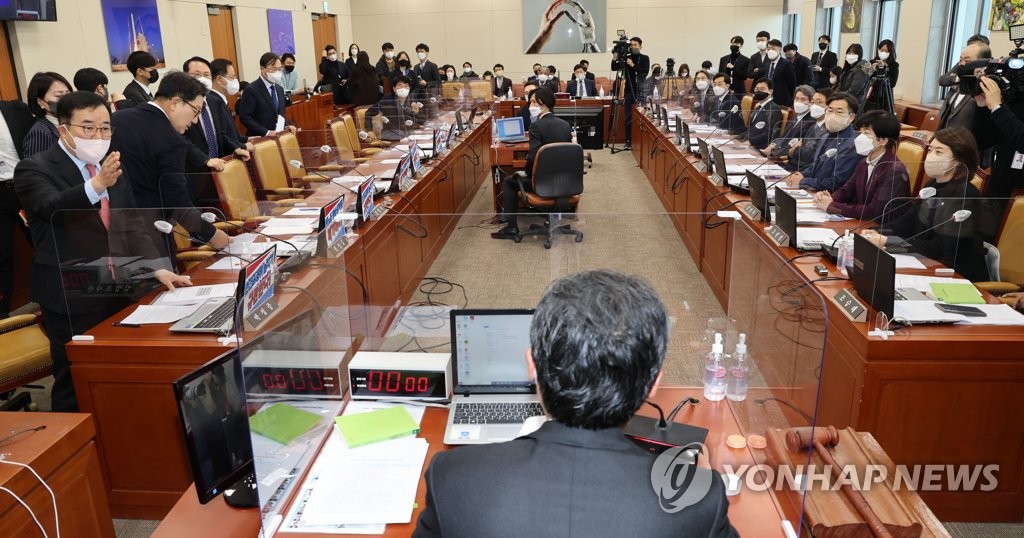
[249,403,323,445]
[929,283,985,305]
[335,406,420,448]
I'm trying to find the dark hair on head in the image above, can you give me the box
[281,53,296,63]
[396,50,410,62]
[210,58,233,79]
[826,91,859,114]
[783,43,798,52]
[754,77,773,90]
[56,91,109,125]
[533,63,542,68]
[259,52,281,68]
[713,72,731,85]
[768,39,783,48]
[573,64,584,72]
[694,70,710,80]
[154,71,208,102]
[967,33,990,46]
[27,71,72,117]
[182,56,211,73]
[442,64,455,73]
[845,43,864,63]
[679,63,690,75]
[356,51,372,68]
[324,44,336,52]
[932,126,980,179]
[532,86,556,109]
[482,70,493,78]
[829,65,844,76]
[463,61,472,68]
[523,81,538,92]
[855,110,900,150]
[876,39,896,61]
[756,30,771,39]
[530,270,667,429]
[73,68,108,93]
[580,59,589,66]
[815,88,832,99]
[126,51,157,75]
[416,43,429,52]
[731,35,744,46]
[393,75,412,88]
[975,44,993,60]
[630,36,643,46]
[382,42,394,50]
[493,63,504,70]
[701,60,713,69]
[819,34,831,42]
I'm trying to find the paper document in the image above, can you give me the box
[262,226,315,236]
[796,227,839,244]
[893,301,964,323]
[206,257,246,271]
[276,115,286,132]
[226,239,315,257]
[152,283,236,305]
[119,304,202,324]
[262,217,318,229]
[282,206,322,216]
[957,304,1024,325]
[891,254,927,270]
[378,158,403,164]
[795,208,830,224]
[409,134,433,141]
[895,274,972,292]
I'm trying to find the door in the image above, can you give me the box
[311,13,338,76]
[0,22,17,99]
[207,5,240,117]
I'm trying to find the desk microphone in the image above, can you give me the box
[887,209,971,251]
[200,212,311,272]
[153,220,251,266]
[824,186,937,261]
[700,106,738,142]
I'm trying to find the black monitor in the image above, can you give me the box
[661,106,669,129]
[467,105,478,127]
[455,110,466,134]
[697,138,713,174]
[0,0,56,21]
[712,145,749,195]
[852,233,896,319]
[746,172,771,224]
[172,348,257,507]
[773,187,797,249]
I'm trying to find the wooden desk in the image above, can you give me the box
[155,387,793,537]
[632,108,1024,522]
[66,116,494,519]
[488,140,530,213]
[285,93,337,150]
[0,412,114,537]
[492,97,626,144]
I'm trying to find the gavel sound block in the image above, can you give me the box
[764,426,944,538]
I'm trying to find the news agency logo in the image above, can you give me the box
[650,443,714,513]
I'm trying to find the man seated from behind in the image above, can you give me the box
[492,86,572,240]
[363,76,424,141]
[414,269,739,538]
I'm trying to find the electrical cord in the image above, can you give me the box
[0,425,46,446]
[0,458,59,538]
[0,487,47,538]
[703,198,745,230]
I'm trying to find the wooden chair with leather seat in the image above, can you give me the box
[469,80,492,100]
[896,137,928,195]
[0,313,52,411]
[341,114,388,156]
[740,95,754,126]
[970,168,989,192]
[919,111,941,131]
[211,158,291,224]
[354,107,390,149]
[250,138,314,202]
[893,103,907,123]
[778,108,790,137]
[510,143,584,249]
[277,132,336,184]
[328,116,370,164]
[171,221,217,270]
[976,194,1024,300]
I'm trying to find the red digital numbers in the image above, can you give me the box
[364,371,429,394]
[260,369,325,392]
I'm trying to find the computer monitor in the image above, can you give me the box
[746,172,771,224]
[455,110,466,134]
[446,121,458,149]
[172,348,257,507]
[357,176,376,226]
[697,138,713,174]
[661,106,669,129]
[852,233,896,319]
[773,187,797,249]
[712,145,749,195]
[496,117,526,142]
[467,106,479,127]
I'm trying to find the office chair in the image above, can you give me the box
[0,313,52,412]
[510,143,584,249]
[250,138,314,203]
[211,158,291,224]
[277,132,333,185]
[919,111,941,132]
[976,194,1024,300]
[896,137,927,195]
[740,95,753,126]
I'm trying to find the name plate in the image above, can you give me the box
[693,161,706,173]
[709,173,724,187]
[829,289,867,323]
[245,298,279,331]
[741,203,762,222]
[766,225,790,248]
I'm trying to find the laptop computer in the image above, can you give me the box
[773,187,838,251]
[712,145,750,195]
[496,116,529,143]
[170,245,277,334]
[444,308,543,445]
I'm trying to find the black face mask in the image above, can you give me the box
[730,45,740,54]
[147,69,159,84]
[284,65,295,73]
[819,42,828,51]
[653,68,661,77]
[753,91,769,102]
[398,60,410,68]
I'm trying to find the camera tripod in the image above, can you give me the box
[607,62,635,154]
[859,71,895,116]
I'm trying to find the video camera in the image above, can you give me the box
[666,58,676,76]
[958,24,1024,101]
[611,29,630,57]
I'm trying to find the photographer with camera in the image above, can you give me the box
[611,35,649,150]
[971,71,1024,215]
[938,42,992,130]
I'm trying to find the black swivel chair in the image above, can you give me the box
[511,142,584,248]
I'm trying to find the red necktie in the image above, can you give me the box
[85,164,110,229]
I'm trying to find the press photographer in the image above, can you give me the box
[966,54,1024,217]
[611,34,649,150]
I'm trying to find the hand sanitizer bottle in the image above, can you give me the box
[599,86,605,98]
[726,334,749,401]
[703,333,727,401]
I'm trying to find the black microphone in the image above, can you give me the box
[700,105,739,141]
[824,186,939,260]
[199,213,312,272]
[886,209,972,251]
[153,220,251,266]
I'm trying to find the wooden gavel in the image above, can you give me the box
[785,426,894,538]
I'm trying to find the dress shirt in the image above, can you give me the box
[0,114,17,181]
[56,139,106,204]
[133,79,152,99]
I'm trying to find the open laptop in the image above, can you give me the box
[712,145,750,195]
[170,245,277,334]
[773,187,838,251]
[496,116,529,143]
[444,308,542,445]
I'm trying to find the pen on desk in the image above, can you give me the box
[113,322,142,328]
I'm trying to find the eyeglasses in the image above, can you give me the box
[182,100,202,118]
[67,124,114,138]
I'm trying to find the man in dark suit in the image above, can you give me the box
[0,99,35,317]
[566,64,597,98]
[15,91,190,411]
[787,92,861,192]
[491,64,512,98]
[182,57,249,166]
[763,40,796,108]
[579,59,596,81]
[120,51,159,109]
[364,77,425,141]
[718,36,749,96]
[810,35,838,89]
[208,58,252,150]
[413,43,441,98]
[938,42,991,130]
[711,74,746,134]
[492,87,571,239]
[517,82,539,130]
[611,35,650,149]
[766,85,818,159]
[110,72,229,249]
[747,31,771,82]
[237,52,296,138]
[746,78,783,150]
[414,270,739,538]
[784,43,815,87]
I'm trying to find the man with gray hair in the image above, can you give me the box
[939,42,992,130]
[414,270,737,538]
[766,84,818,159]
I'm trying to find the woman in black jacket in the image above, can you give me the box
[864,39,899,111]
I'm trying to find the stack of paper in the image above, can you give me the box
[895,274,972,292]
[118,304,202,324]
[152,283,236,306]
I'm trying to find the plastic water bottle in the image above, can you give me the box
[571,127,578,145]
[653,86,660,100]
[599,86,605,98]
[726,334,749,402]
[703,333,727,401]
[836,230,854,276]
[507,88,513,100]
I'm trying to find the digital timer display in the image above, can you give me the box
[350,369,447,399]
[244,367,341,396]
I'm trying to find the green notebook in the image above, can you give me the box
[249,403,323,445]
[929,283,985,305]
[335,406,420,448]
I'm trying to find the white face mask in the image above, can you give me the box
[766,49,779,61]
[396,88,410,98]
[854,133,875,156]
[328,53,338,62]
[712,85,727,97]
[793,101,809,114]
[878,51,890,60]
[417,52,427,60]
[266,70,283,84]
[577,74,585,81]
[65,128,110,166]
[350,48,359,57]
[224,77,240,96]
[538,74,548,82]
[756,41,767,51]
[385,51,394,59]
[846,53,859,64]
[529,105,541,120]
[196,76,212,90]
[809,104,826,119]
[824,112,850,133]
[464,67,472,74]
[924,153,954,178]
[695,80,709,91]
[681,71,688,77]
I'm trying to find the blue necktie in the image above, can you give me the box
[270,84,279,110]
[768,62,775,79]
[200,104,218,157]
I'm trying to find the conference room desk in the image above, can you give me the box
[65,118,493,519]
[153,387,791,537]
[284,93,338,151]
[492,96,626,144]
[631,107,1024,522]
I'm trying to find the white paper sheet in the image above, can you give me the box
[261,226,315,236]
[891,254,927,270]
[957,304,1024,325]
[282,206,323,217]
[206,257,247,271]
[409,134,433,141]
[119,304,203,324]
[893,301,964,323]
[895,274,973,292]
[262,217,318,229]
[276,115,286,132]
[151,283,236,305]
[378,159,403,164]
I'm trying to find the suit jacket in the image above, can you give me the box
[526,112,572,175]
[718,53,749,95]
[787,121,828,173]
[748,51,769,80]
[206,91,246,146]
[770,112,817,160]
[566,78,597,98]
[584,71,595,81]
[827,150,910,221]
[810,50,838,88]
[414,60,441,89]
[611,53,650,97]
[236,79,288,137]
[110,103,216,242]
[413,421,738,538]
[13,143,167,313]
[517,102,533,131]
[971,102,1024,200]
[764,59,797,108]
[746,100,783,150]
[688,88,719,123]
[318,58,350,104]
[364,94,425,140]
[491,76,512,98]
[799,124,860,192]
[0,100,35,159]
[119,80,152,109]
[389,67,421,90]
[791,54,815,87]
[713,93,746,134]
[939,90,977,131]
[183,101,242,169]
